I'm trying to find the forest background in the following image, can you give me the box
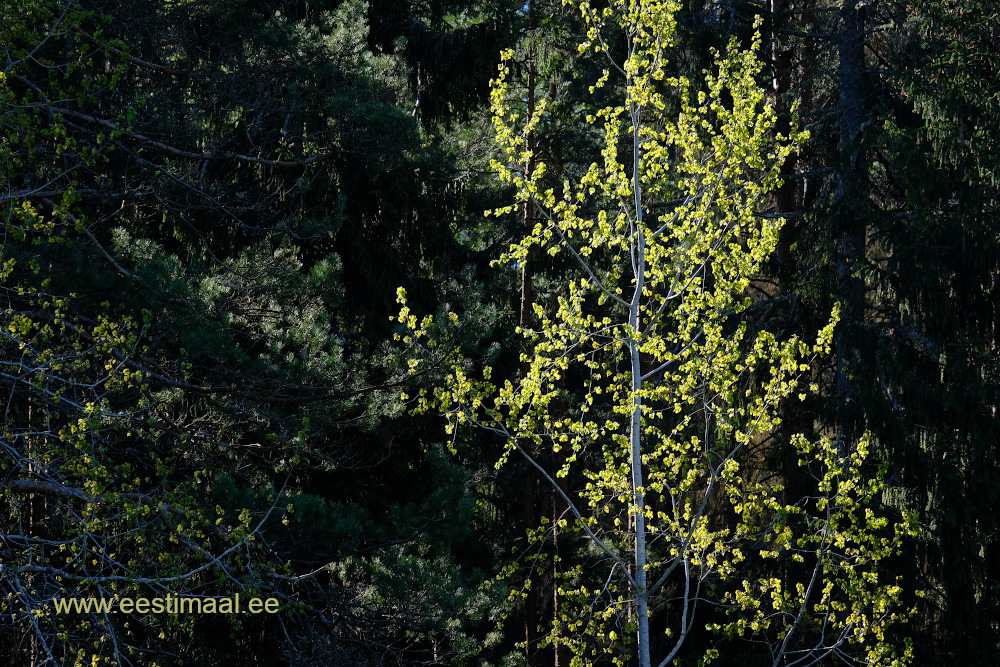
[1,0,997,665]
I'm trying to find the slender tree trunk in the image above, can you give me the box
[630,100,652,667]
[520,2,540,662]
[771,0,798,276]
[771,2,816,630]
[631,293,651,667]
[26,402,44,667]
[834,0,867,452]
[521,464,539,662]
[552,480,570,667]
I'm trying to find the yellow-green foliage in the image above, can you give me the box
[1,6,276,664]
[397,1,915,665]
[0,203,266,666]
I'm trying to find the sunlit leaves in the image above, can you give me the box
[399,0,914,665]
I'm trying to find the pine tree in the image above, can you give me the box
[2,0,515,663]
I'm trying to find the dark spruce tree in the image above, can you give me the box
[753,0,1000,663]
[1,0,521,664]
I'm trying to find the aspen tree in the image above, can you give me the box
[396,1,916,664]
